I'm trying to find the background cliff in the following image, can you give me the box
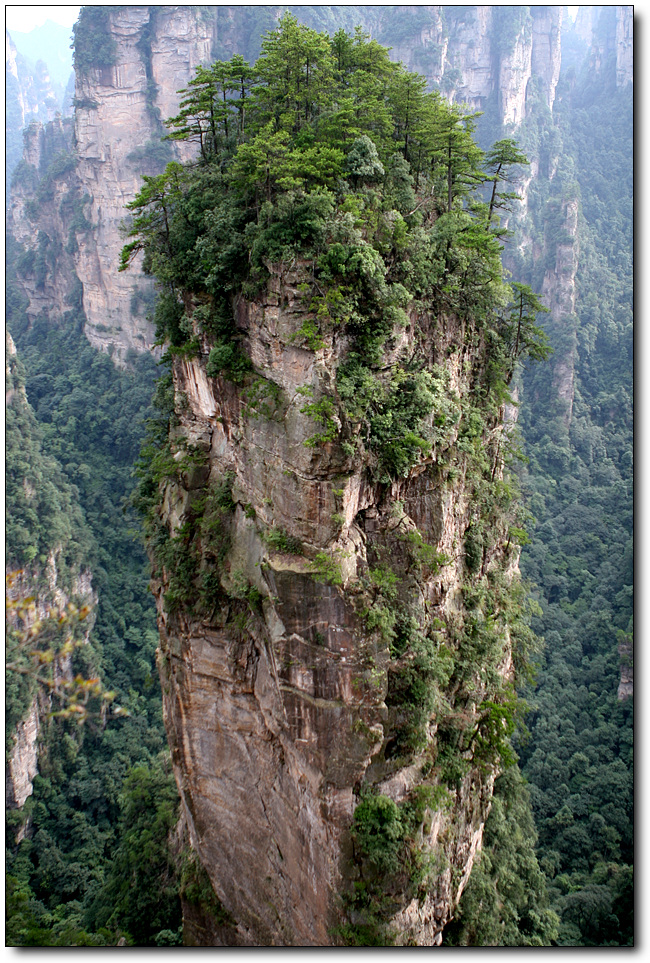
[6,5,632,948]
[5,22,74,199]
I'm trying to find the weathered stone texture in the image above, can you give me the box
[151,259,510,944]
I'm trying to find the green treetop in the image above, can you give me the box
[120,11,547,407]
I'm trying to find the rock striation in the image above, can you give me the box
[149,248,519,944]
[542,197,580,428]
[8,118,81,326]
[615,5,633,87]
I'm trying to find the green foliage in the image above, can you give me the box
[6,283,178,945]
[299,391,339,447]
[346,135,385,185]
[6,875,110,946]
[512,39,633,948]
[386,617,453,757]
[311,551,344,586]
[180,849,234,927]
[206,339,252,383]
[492,6,532,56]
[484,139,530,232]
[243,376,282,419]
[337,360,460,483]
[152,471,236,614]
[262,526,304,556]
[343,782,448,943]
[351,792,404,875]
[89,757,182,945]
[71,6,118,75]
[5,349,91,578]
[444,766,559,945]
[126,139,174,173]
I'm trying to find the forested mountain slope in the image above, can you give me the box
[5,5,632,947]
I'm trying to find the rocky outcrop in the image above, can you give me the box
[6,701,40,811]
[5,333,97,817]
[617,635,633,701]
[149,254,517,945]
[5,555,97,815]
[72,6,222,359]
[615,6,633,87]
[541,196,580,428]
[8,117,81,325]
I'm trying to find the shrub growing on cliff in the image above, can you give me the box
[352,792,404,875]
[71,6,118,75]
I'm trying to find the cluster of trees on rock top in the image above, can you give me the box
[121,15,548,383]
[6,6,632,948]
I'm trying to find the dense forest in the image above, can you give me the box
[516,53,633,949]
[6,6,632,947]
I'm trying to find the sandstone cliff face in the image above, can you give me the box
[5,29,62,127]
[73,6,166,358]
[71,6,236,360]
[150,257,516,945]
[6,701,40,812]
[5,334,97,815]
[615,6,633,87]
[542,197,580,428]
[8,118,81,325]
[369,6,562,126]
[442,6,492,109]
